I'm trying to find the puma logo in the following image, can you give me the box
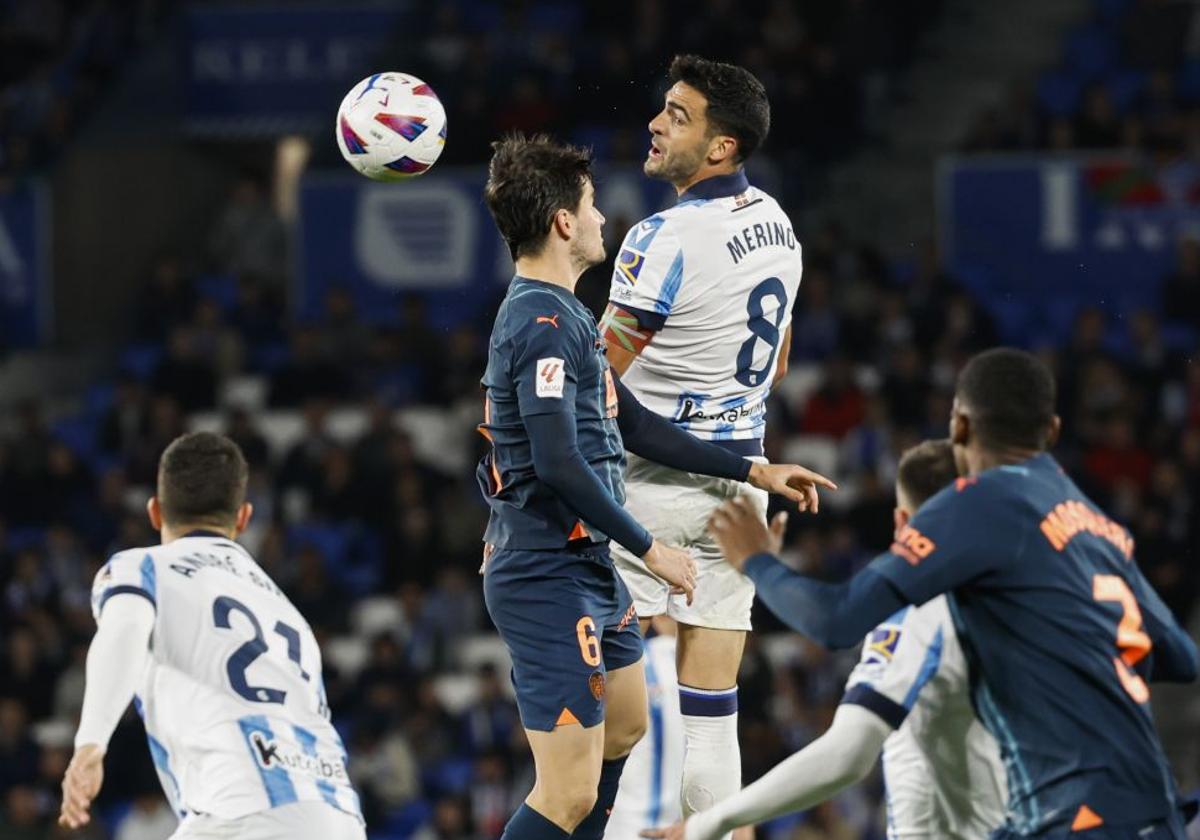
[535,314,560,328]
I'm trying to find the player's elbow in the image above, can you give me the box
[1169,633,1200,682]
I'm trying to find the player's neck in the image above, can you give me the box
[160,522,238,544]
[968,446,1042,475]
[674,162,741,196]
[514,252,582,294]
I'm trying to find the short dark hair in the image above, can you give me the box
[157,432,248,526]
[668,54,770,163]
[897,440,958,509]
[483,133,593,260]
[956,348,1057,451]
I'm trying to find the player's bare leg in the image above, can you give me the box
[516,722,605,837]
[676,623,747,838]
[572,658,648,839]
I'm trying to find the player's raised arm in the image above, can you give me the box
[613,375,836,512]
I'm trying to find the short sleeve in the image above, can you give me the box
[868,479,1016,606]
[841,605,945,729]
[91,549,157,621]
[510,301,586,417]
[608,215,684,330]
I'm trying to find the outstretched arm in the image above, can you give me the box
[61,593,155,829]
[1134,572,1199,683]
[643,705,891,840]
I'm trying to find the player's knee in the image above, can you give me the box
[552,786,598,829]
[610,712,648,757]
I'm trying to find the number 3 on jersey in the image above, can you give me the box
[1093,574,1152,703]
[735,277,788,387]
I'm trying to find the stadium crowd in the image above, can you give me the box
[2,0,1199,839]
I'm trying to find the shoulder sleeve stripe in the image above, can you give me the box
[98,585,157,615]
[655,250,685,315]
[841,683,907,729]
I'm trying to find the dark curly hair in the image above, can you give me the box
[668,54,770,163]
[483,133,593,260]
[956,348,1057,451]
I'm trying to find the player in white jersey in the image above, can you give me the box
[59,432,365,840]
[646,440,1006,840]
[600,55,806,832]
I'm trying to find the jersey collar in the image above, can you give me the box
[181,529,230,539]
[679,169,749,203]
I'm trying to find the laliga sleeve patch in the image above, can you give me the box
[536,358,565,398]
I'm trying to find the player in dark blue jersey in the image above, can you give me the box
[477,134,836,840]
[709,348,1199,839]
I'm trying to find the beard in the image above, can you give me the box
[644,142,707,184]
[570,236,606,272]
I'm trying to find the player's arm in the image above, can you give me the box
[710,486,1004,649]
[601,302,656,376]
[61,592,155,829]
[603,218,683,374]
[614,376,837,512]
[644,705,890,840]
[771,324,792,389]
[1131,570,1199,683]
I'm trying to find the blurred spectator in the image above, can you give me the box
[114,795,176,840]
[207,178,287,287]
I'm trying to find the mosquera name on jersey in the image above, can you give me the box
[90,533,362,824]
[606,171,801,454]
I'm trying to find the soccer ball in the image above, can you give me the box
[336,72,447,181]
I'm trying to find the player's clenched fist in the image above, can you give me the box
[59,744,104,830]
[708,497,788,573]
[643,540,698,604]
[747,462,837,514]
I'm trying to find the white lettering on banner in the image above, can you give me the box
[355,183,476,288]
[192,37,365,83]
[1040,163,1078,250]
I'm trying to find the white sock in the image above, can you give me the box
[679,685,741,840]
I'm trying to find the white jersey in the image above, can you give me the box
[90,536,362,824]
[605,635,685,839]
[607,172,801,446]
[842,597,1006,839]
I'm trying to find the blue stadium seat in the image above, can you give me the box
[196,274,240,314]
[83,382,116,419]
[249,342,291,374]
[379,799,432,840]
[1037,71,1084,118]
[119,344,164,381]
[1105,68,1146,113]
[52,415,100,466]
[423,757,474,796]
[288,524,350,570]
[7,527,47,552]
[1065,26,1117,82]
[1177,60,1200,105]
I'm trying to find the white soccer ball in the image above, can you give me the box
[335,72,447,181]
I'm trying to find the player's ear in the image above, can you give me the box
[1045,415,1062,449]
[551,207,573,242]
[234,502,253,535]
[893,507,909,535]
[708,133,738,165]
[950,407,969,447]
[147,497,163,532]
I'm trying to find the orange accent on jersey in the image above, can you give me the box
[540,361,561,383]
[1093,574,1152,703]
[535,314,560,328]
[476,397,503,494]
[955,476,978,492]
[889,524,937,566]
[568,521,590,541]
[616,603,637,632]
[1039,500,1134,558]
[1071,805,1104,831]
[555,708,581,727]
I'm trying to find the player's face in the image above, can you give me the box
[569,179,606,268]
[645,82,713,184]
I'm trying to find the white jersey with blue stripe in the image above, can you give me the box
[607,171,801,450]
[841,597,1006,839]
[605,635,684,838]
[90,535,362,824]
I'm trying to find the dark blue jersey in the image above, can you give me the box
[477,277,626,550]
[870,453,1193,835]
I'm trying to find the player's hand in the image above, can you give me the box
[709,496,788,573]
[59,743,105,830]
[747,462,837,514]
[479,542,495,576]
[640,819,687,839]
[643,540,697,605]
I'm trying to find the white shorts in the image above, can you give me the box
[611,453,767,631]
[171,802,366,840]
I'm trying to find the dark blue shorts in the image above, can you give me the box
[483,544,643,731]
[991,814,1187,840]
